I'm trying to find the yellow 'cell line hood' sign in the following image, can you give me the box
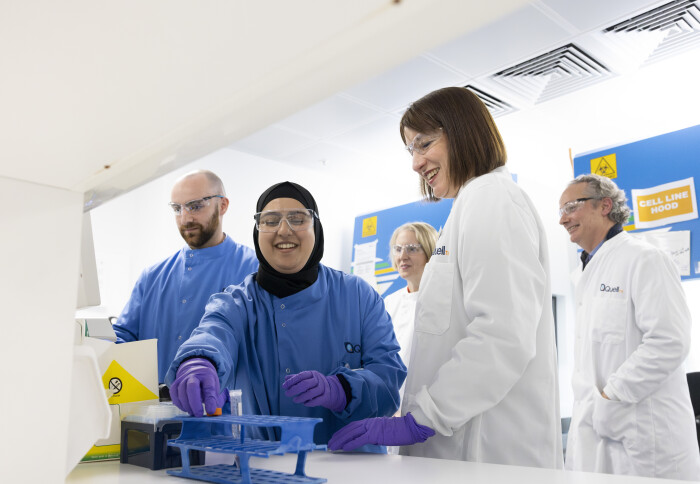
[631,177,698,230]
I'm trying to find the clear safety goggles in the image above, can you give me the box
[558,197,596,217]
[169,195,223,215]
[254,208,317,233]
[392,244,423,255]
[405,129,442,156]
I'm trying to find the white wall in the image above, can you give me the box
[90,47,700,420]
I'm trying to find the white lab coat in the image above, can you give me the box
[400,166,563,469]
[385,288,419,454]
[565,231,700,480]
[384,288,419,372]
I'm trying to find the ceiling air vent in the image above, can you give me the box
[490,44,612,105]
[603,0,700,65]
[464,86,517,118]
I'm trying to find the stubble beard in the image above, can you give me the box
[180,205,220,248]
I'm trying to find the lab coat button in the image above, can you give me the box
[178,336,182,340]
[182,299,187,304]
[189,253,193,257]
[285,368,291,374]
[281,323,286,328]
[187,267,192,271]
[280,304,285,309]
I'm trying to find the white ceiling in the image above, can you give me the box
[0,0,532,208]
[229,0,700,174]
[3,0,696,209]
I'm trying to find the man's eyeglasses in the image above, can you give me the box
[169,195,223,215]
[559,197,597,217]
[405,129,442,156]
[254,208,317,233]
[392,244,423,256]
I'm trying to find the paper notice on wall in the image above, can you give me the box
[632,228,691,276]
[631,177,698,229]
[353,240,378,289]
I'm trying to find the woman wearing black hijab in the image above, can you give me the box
[166,182,406,451]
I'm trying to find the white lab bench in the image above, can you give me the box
[66,452,692,483]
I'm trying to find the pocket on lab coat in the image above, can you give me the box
[415,263,453,335]
[589,295,627,344]
[591,388,636,444]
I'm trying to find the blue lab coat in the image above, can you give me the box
[114,235,258,382]
[166,264,406,448]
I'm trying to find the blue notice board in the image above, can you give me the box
[351,199,453,297]
[573,124,700,280]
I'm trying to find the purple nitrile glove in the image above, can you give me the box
[170,357,228,417]
[282,370,346,413]
[327,413,435,451]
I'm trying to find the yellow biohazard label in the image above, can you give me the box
[635,184,694,223]
[362,216,377,237]
[102,360,158,404]
[590,153,617,179]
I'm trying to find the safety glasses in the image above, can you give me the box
[169,195,223,215]
[254,208,317,233]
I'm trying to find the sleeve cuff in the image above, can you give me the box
[602,383,620,401]
[336,373,352,408]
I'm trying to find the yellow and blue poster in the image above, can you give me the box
[632,177,698,229]
[574,123,700,279]
[351,199,452,297]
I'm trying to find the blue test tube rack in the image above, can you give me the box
[166,414,327,484]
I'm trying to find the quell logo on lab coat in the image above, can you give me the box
[432,245,450,256]
[344,342,361,353]
[599,283,623,293]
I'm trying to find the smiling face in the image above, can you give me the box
[393,229,429,292]
[258,198,315,274]
[404,126,459,199]
[559,182,613,253]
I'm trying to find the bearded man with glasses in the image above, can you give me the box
[112,170,258,384]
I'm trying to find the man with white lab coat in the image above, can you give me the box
[559,174,700,480]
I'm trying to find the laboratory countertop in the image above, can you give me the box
[66,452,692,484]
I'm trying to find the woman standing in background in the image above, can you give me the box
[383,221,438,392]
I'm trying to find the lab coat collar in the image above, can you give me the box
[581,224,623,270]
[454,165,511,199]
[267,263,327,307]
[181,234,235,260]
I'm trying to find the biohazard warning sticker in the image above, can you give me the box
[590,153,617,179]
[362,216,377,237]
[102,360,158,404]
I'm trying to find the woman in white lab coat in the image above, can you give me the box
[383,222,438,455]
[329,87,563,469]
[383,222,438,386]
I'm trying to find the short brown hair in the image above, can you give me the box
[400,87,507,201]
